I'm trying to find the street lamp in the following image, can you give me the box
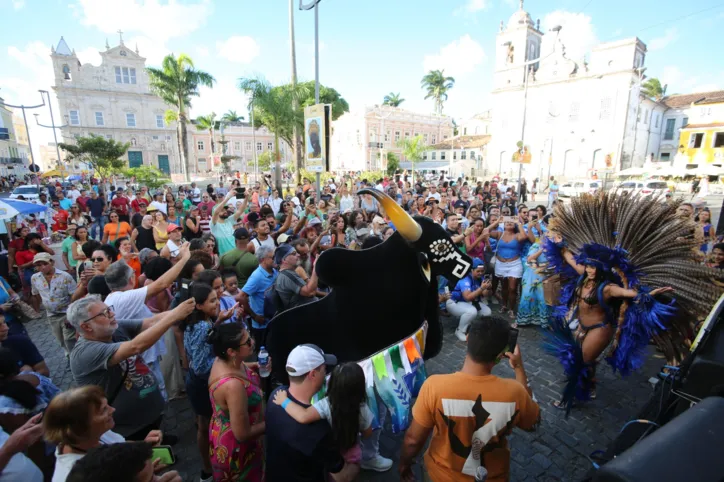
[299,0,322,202]
[513,25,562,195]
[0,92,46,188]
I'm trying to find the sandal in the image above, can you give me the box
[511,322,519,329]
[508,310,516,319]
[552,399,573,410]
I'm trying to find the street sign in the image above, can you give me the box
[304,103,331,172]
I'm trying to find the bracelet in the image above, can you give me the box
[281,399,291,409]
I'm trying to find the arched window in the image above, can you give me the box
[62,64,71,81]
[592,149,604,169]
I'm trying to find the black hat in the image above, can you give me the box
[234,227,250,240]
[454,200,467,209]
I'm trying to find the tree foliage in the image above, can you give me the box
[421,69,455,115]
[222,110,244,123]
[641,78,667,101]
[385,151,400,175]
[383,92,405,107]
[296,81,350,121]
[146,54,216,181]
[59,134,129,179]
[398,135,428,184]
[123,165,170,190]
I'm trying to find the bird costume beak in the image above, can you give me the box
[359,189,422,242]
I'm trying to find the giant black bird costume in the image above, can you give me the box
[266,188,472,429]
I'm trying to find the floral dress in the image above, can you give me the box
[516,242,550,327]
[209,364,264,481]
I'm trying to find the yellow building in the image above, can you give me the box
[677,92,724,168]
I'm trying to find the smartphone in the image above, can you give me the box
[84,260,93,270]
[235,187,246,199]
[443,286,450,294]
[483,274,492,283]
[151,446,176,465]
[503,216,516,223]
[507,327,519,353]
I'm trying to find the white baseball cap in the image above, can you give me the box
[286,344,337,377]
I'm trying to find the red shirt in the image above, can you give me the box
[52,209,69,232]
[9,238,25,252]
[76,196,90,212]
[111,196,130,215]
[15,249,36,268]
[131,198,148,213]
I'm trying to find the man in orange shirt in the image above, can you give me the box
[399,316,539,482]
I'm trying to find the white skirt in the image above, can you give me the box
[495,258,523,279]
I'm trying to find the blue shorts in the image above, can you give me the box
[185,369,212,418]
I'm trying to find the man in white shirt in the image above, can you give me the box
[426,184,441,202]
[190,182,202,204]
[69,184,82,203]
[149,193,167,214]
[327,179,337,191]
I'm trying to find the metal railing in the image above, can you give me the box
[0,157,24,165]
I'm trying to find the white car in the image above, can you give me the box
[560,180,602,197]
[9,185,45,201]
[614,180,669,196]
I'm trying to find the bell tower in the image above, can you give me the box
[493,0,543,90]
[51,36,78,85]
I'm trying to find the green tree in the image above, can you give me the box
[123,165,170,190]
[383,92,405,107]
[296,81,350,121]
[239,77,308,193]
[385,151,400,175]
[398,135,428,184]
[195,112,219,157]
[421,69,455,115]
[256,151,275,171]
[59,134,129,179]
[641,78,667,101]
[221,110,244,123]
[146,54,216,181]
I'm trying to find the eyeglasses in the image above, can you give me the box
[92,257,107,262]
[81,306,114,325]
[240,335,254,347]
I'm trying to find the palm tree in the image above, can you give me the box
[146,54,215,181]
[195,113,218,167]
[398,135,428,185]
[641,78,667,101]
[421,69,455,115]
[238,76,307,193]
[383,92,405,107]
[221,110,244,123]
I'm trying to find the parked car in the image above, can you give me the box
[560,180,602,197]
[9,185,45,201]
[613,180,670,197]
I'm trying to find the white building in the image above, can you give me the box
[421,135,491,179]
[51,36,179,176]
[489,2,658,181]
[0,100,30,177]
[330,105,454,172]
[459,111,492,137]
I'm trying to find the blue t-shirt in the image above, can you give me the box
[241,266,278,329]
[2,335,44,369]
[451,274,481,302]
[59,198,72,210]
[184,320,215,375]
[87,197,106,218]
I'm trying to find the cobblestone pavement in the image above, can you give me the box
[29,303,663,482]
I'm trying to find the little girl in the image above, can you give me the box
[273,362,374,465]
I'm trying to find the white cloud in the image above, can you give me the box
[658,66,722,95]
[302,40,327,56]
[76,47,102,66]
[660,65,684,88]
[127,35,170,66]
[690,82,722,93]
[422,35,486,77]
[196,46,209,58]
[192,78,249,119]
[216,36,260,64]
[7,41,51,75]
[453,0,489,15]
[542,10,598,62]
[72,0,213,42]
[612,28,623,37]
[648,28,678,51]
[12,0,25,9]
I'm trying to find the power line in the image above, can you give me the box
[637,2,724,33]
[579,0,595,13]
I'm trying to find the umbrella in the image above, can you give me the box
[41,170,63,178]
[65,175,82,181]
[0,199,48,221]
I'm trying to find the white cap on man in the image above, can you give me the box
[285,344,337,376]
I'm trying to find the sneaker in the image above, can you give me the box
[361,455,393,472]
[455,329,467,342]
[200,471,213,482]
[491,297,500,305]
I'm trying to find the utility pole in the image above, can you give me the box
[300,0,322,202]
[0,92,46,190]
[289,0,303,185]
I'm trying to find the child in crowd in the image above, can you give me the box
[220,269,239,298]
[273,362,373,468]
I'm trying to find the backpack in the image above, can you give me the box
[262,270,301,320]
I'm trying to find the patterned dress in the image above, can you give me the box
[516,242,550,327]
[209,365,264,481]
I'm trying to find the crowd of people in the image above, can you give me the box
[0,170,720,482]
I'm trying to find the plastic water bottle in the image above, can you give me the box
[475,466,488,482]
[258,347,270,378]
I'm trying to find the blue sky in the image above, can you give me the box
[2,0,723,150]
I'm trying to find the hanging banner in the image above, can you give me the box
[304,103,332,173]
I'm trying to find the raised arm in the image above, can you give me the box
[146,243,191,299]
[272,389,323,424]
[213,191,236,223]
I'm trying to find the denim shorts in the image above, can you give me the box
[184,369,212,418]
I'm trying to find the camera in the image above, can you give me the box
[235,187,246,199]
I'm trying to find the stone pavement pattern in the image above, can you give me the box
[29,305,662,482]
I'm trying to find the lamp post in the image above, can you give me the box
[0,92,46,189]
[509,25,562,195]
[300,0,322,202]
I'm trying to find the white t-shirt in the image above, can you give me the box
[312,398,374,432]
[105,288,166,364]
[164,239,181,258]
[69,189,81,202]
[426,192,441,202]
[191,187,201,203]
[251,236,276,251]
[0,429,43,482]
[52,430,125,482]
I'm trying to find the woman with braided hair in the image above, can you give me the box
[543,192,722,413]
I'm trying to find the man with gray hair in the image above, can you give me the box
[68,294,195,439]
[239,244,277,347]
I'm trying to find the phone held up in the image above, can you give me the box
[152,445,176,465]
[235,187,246,199]
[507,327,519,354]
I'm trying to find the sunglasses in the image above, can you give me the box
[92,257,107,262]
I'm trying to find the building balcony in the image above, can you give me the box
[368,142,384,149]
[0,157,23,165]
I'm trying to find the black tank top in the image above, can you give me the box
[184,217,202,240]
[136,226,157,252]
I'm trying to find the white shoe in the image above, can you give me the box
[200,472,213,482]
[491,297,499,305]
[455,329,467,342]
[361,455,393,472]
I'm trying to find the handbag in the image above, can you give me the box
[0,281,41,321]
[543,274,561,306]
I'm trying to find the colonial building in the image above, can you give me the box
[50,36,179,175]
[186,121,290,175]
[0,99,30,177]
[459,111,492,137]
[330,105,454,172]
[673,93,724,169]
[421,135,491,179]
[489,1,655,181]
